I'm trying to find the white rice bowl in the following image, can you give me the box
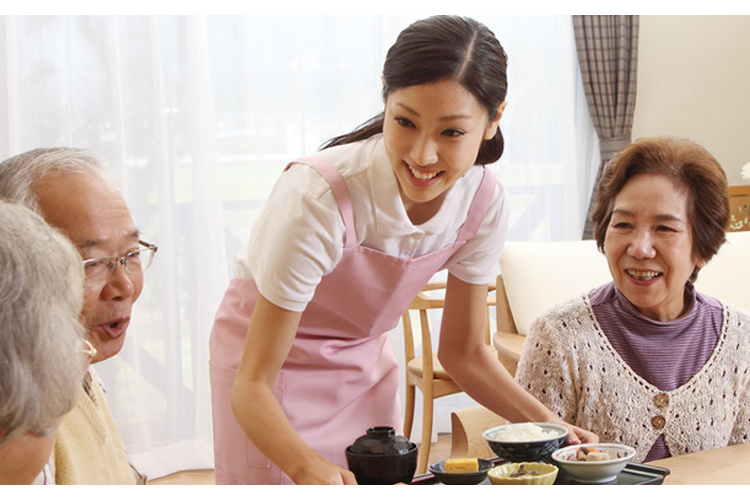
[482,422,568,462]
[489,422,562,442]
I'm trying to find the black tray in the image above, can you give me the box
[555,462,670,485]
[411,458,670,485]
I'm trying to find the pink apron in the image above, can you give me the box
[209,156,496,484]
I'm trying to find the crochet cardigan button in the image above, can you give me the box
[654,393,670,408]
[651,415,666,430]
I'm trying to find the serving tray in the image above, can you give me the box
[554,462,670,485]
[411,458,670,485]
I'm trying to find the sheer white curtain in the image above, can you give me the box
[0,15,597,478]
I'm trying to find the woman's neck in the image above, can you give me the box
[401,189,449,226]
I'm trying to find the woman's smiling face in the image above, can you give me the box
[382,79,504,218]
[604,173,705,322]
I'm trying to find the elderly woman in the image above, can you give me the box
[0,201,87,484]
[516,137,750,463]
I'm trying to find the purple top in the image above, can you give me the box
[589,281,723,461]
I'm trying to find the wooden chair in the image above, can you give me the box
[492,240,611,376]
[402,281,496,475]
[493,274,524,376]
[449,406,507,460]
[728,185,750,232]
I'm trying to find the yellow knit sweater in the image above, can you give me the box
[52,368,142,484]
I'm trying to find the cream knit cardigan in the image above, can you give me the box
[516,294,750,463]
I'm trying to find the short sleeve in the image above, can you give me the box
[233,164,346,312]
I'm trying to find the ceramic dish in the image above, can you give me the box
[488,462,558,485]
[428,459,494,485]
[482,422,568,462]
[552,443,636,484]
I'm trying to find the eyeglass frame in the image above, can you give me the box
[81,239,158,280]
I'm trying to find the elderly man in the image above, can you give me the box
[0,148,156,484]
[0,201,87,485]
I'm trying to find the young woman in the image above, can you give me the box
[209,15,597,485]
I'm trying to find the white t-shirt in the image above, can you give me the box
[233,135,509,312]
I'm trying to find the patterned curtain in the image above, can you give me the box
[574,15,639,239]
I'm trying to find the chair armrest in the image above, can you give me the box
[450,407,507,459]
[493,330,526,377]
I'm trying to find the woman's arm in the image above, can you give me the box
[437,273,597,444]
[229,293,357,484]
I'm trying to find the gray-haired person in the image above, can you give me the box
[0,201,87,485]
[0,148,155,484]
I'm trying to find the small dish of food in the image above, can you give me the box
[487,462,558,485]
[482,422,568,462]
[428,458,494,485]
[551,443,636,483]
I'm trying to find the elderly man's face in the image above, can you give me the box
[33,171,143,363]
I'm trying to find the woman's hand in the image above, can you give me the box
[560,422,599,445]
[437,275,600,447]
[232,295,358,485]
[289,458,358,485]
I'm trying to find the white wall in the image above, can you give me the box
[632,15,750,185]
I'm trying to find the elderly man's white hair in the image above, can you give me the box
[0,200,85,444]
[0,147,115,214]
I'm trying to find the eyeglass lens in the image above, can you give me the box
[84,246,155,279]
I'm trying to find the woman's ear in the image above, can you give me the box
[484,101,508,140]
[694,256,708,270]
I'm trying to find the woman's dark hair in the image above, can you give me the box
[591,137,730,283]
[321,16,509,165]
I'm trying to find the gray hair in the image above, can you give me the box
[0,147,108,214]
[0,200,85,444]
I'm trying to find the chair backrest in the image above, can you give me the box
[402,283,446,368]
[728,185,750,232]
[497,240,611,336]
[403,282,496,365]
[694,230,750,312]
[496,231,750,337]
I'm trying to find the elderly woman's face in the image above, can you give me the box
[604,173,705,322]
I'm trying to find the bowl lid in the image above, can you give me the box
[348,426,415,455]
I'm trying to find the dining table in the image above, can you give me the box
[647,442,750,485]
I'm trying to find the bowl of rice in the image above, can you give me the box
[482,422,568,463]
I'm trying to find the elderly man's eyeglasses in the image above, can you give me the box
[82,240,158,281]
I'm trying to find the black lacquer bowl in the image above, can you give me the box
[345,426,418,485]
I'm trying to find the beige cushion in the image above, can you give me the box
[499,240,611,336]
[694,231,750,312]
